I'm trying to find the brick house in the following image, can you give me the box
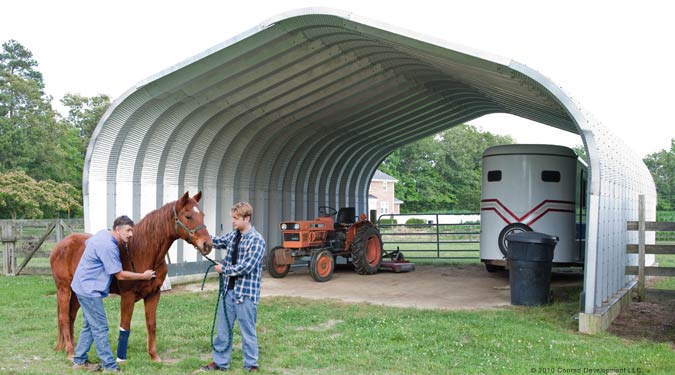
[368,170,403,218]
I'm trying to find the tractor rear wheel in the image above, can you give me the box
[309,249,334,282]
[351,225,383,275]
[266,246,290,278]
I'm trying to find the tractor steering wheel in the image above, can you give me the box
[319,206,338,217]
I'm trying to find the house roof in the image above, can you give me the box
[372,170,398,182]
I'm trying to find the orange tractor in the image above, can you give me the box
[266,206,383,282]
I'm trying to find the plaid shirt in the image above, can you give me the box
[212,226,266,304]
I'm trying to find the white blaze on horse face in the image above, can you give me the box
[193,206,200,214]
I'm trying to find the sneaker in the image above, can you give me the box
[247,366,258,372]
[72,361,102,371]
[195,361,227,372]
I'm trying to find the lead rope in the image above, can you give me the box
[201,255,234,354]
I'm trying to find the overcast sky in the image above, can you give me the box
[2,0,673,158]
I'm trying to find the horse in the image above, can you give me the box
[50,191,213,362]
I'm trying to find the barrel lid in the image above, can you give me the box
[506,231,559,245]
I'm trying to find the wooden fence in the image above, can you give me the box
[625,195,675,301]
[1,219,84,276]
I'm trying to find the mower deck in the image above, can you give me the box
[379,260,416,273]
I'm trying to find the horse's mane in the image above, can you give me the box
[127,200,178,266]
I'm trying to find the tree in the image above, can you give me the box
[59,93,111,189]
[437,125,515,211]
[0,40,44,86]
[37,178,83,218]
[0,171,41,219]
[380,136,450,212]
[61,93,111,155]
[0,170,81,219]
[380,124,514,212]
[0,40,92,193]
[644,139,675,210]
[0,39,47,121]
[0,39,73,183]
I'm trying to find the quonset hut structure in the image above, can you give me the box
[84,8,656,332]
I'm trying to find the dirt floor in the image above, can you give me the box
[606,277,675,346]
[261,264,515,310]
[183,263,675,345]
[187,263,582,310]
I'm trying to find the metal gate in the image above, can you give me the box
[377,213,480,263]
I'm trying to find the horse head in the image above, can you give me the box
[174,191,213,256]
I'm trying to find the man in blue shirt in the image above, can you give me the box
[71,215,156,372]
[198,202,266,372]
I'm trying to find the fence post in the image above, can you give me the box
[56,218,63,243]
[2,221,16,275]
[436,214,440,258]
[638,194,646,301]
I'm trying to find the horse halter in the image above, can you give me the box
[173,204,207,245]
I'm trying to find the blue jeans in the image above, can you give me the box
[213,289,259,370]
[73,294,118,371]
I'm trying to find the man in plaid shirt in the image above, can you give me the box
[198,202,266,372]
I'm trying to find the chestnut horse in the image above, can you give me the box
[50,191,213,362]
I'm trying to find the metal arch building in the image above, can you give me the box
[84,9,656,332]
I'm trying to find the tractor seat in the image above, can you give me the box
[335,207,356,228]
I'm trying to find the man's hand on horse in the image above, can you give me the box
[143,270,157,280]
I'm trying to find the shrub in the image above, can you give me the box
[379,218,397,225]
[657,211,675,222]
[405,218,427,226]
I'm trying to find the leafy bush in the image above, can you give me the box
[657,211,675,222]
[405,218,427,225]
[379,218,397,225]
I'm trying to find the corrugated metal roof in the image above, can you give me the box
[84,8,656,327]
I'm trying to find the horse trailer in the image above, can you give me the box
[479,144,587,272]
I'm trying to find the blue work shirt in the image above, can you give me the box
[71,229,123,298]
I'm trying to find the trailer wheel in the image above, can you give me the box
[309,249,334,282]
[352,225,383,275]
[266,246,290,278]
[498,223,532,257]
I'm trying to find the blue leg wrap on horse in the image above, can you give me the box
[117,328,130,360]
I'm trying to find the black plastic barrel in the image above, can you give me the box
[506,232,558,306]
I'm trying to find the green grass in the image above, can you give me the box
[653,249,675,290]
[1,275,674,374]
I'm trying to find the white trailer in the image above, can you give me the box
[479,144,587,272]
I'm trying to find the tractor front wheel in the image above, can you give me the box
[309,249,334,282]
[351,225,383,275]
[266,246,290,278]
